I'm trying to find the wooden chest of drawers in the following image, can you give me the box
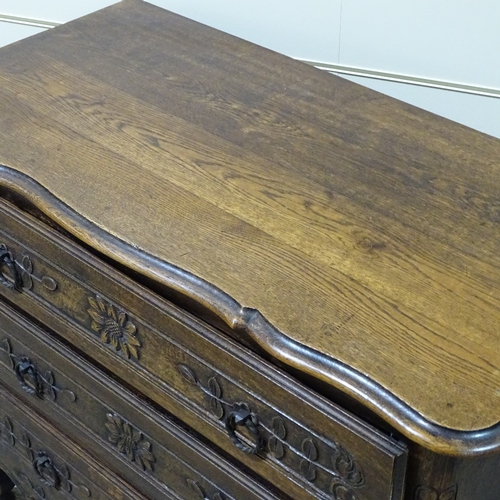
[0,1,499,499]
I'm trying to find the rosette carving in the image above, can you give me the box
[87,295,141,359]
[105,413,155,471]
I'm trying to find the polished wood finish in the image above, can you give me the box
[0,0,499,446]
[0,198,407,500]
[0,383,147,500]
[0,1,498,499]
[0,302,288,500]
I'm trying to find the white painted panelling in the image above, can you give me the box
[340,1,500,90]
[0,1,118,23]
[0,21,45,48]
[149,0,341,62]
[340,75,500,139]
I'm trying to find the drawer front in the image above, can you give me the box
[0,301,285,500]
[0,199,407,500]
[0,382,147,500]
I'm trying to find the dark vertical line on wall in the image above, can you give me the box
[337,0,343,63]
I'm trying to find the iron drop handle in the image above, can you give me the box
[225,403,264,455]
[0,248,22,291]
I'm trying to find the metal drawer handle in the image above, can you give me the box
[1,339,76,402]
[0,244,58,292]
[0,417,91,497]
[0,248,22,291]
[225,403,264,455]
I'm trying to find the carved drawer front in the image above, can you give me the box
[0,302,286,500]
[0,199,408,500]
[0,382,147,500]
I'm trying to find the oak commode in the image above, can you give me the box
[0,1,499,499]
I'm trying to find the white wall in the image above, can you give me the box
[0,1,117,22]
[1,0,499,138]
[340,75,500,140]
[0,22,44,47]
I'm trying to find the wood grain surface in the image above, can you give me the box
[0,0,499,439]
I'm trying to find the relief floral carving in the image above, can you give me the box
[178,363,365,498]
[0,417,91,497]
[0,339,76,402]
[332,446,364,488]
[105,413,155,471]
[0,244,58,292]
[414,484,458,500]
[187,479,225,500]
[87,296,141,359]
[18,253,58,291]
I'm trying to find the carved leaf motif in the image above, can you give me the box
[440,485,458,500]
[1,339,15,370]
[178,364,198,385]
[7,354,16,370]
[209,397,224,420]
[20,432,31,448]
[78,484,92,497]
[272,416,287,439]
[300,458,317,482]
[2,338,12,354]
[331,483,355,500]
[21,256,33,290]
[415,484,458,500]
[136,440,155,471]
[42,371,57,401]
[46,386,56,401]
[59,464,72,493]
[60,465,70,480]
[44,371,54,386]
[415,485,457,500]
[186,478,205,498]
[300,438,318,482]
[66,389,77,402]
[302,438,318,461]
[105,414,121,442]
[22,273,33,290]
[3,417,14,445]
[333,447,363,486]
[207,377,224,419]
[22,255,33,274]
[21,432,34,462]
[41,276,58,291]
[60,476,71,493]
[268,436,285,459]
[415,488,437,500]
[88,295,107,313]
[208,377,222,398]
[268,417,287,459]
